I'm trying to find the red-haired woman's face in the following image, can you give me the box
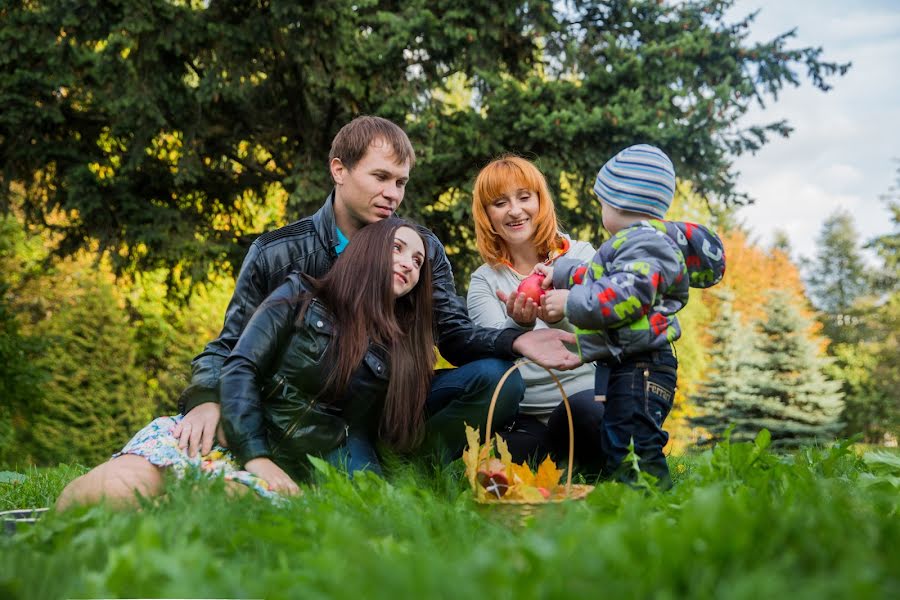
[391,226,425,297]
[486,187,539,249]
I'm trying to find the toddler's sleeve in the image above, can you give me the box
[565,229,681,331]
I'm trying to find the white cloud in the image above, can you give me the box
[729,0,899,266]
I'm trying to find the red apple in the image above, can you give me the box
[537,487,551,500]
[476,458,509,498]
[516,272,547,304]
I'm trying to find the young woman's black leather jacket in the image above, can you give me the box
[219,274,389,468]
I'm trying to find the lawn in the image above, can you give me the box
[1,435,898,600]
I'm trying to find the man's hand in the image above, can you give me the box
[512,328,582,371]
[540,289,570,324]
[496,289,538,327]
[173,402,225,458]
[245,457,301,495]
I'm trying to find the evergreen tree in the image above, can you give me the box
[0,0,850,290]
[835,170,900,442]
[741,291,844,448]
[0,283,43,465]
[770,229,793,257]
[805,210,869,343]
[17,260,155,466]
[867,160,900,292]
[690,289,760,443]
[0,216,45,465]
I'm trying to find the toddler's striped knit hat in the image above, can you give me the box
[593,144,676,219]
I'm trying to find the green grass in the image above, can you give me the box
[1,437,898,600]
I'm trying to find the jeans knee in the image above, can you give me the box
[471,359,519,389]
[482,360,523,424]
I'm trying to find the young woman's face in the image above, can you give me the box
[486,186,539,248]
[391,226,426,297]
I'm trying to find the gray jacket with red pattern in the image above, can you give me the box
[551,220,725,363]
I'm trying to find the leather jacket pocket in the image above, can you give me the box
[265,374,348,478]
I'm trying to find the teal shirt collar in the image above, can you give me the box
[335,227,349,255]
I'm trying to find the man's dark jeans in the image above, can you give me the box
[423,358,524,460]
[325,359,523,471]
[601,346,678,488]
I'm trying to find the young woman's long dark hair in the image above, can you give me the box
[299,218,435,451]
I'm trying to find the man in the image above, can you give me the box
[173,116,580,460]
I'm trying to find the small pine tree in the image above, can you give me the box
[741,291,845,448]
[0,217,45,465]
[805,210,870,344]
[20,262,155,466]
[690,289,761,443]
[0,281,45,465]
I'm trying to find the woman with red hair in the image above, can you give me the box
[468,156,600,467]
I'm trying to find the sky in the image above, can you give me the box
[725,0,900,264]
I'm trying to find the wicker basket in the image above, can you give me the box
[475,360,594,505]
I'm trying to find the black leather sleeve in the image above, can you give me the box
[419,228,522,365]
[178,242,270,414]
[219,277,300,466]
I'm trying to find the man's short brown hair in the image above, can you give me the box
[328,116,416,170]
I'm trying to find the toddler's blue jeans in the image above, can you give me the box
[600,345,678,488]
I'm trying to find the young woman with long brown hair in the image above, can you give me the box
[57,219,434,504]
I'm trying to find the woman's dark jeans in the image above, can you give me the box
[324,430,384,477]
[601,346,678,488]
[500,389,604,470]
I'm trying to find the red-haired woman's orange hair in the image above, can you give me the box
[472,155,562,267]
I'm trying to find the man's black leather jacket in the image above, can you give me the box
[178,192,521,414]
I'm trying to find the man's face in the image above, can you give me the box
[331,140,410,232]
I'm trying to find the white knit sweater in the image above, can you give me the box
[467,237,597,422]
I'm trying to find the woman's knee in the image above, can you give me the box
[450,358,523,425]
[56,454,164,510]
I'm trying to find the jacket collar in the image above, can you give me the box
[312,190,340,254]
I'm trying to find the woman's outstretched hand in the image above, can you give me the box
[245,457,301,495]
[495,289,539,327]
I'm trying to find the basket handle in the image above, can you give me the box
[484,360,574,493]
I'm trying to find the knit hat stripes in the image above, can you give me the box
[593,144,676,219]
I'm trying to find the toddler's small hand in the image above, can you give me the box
[540,289,569,324]
[532,263,554,289]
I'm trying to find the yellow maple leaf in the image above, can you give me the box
[506,483,546,502]
[534,456,565,490]
[509,462,535,488]
[462,424,482,491]
[495,434,513,475]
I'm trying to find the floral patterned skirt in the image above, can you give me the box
[114,415,283,502]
